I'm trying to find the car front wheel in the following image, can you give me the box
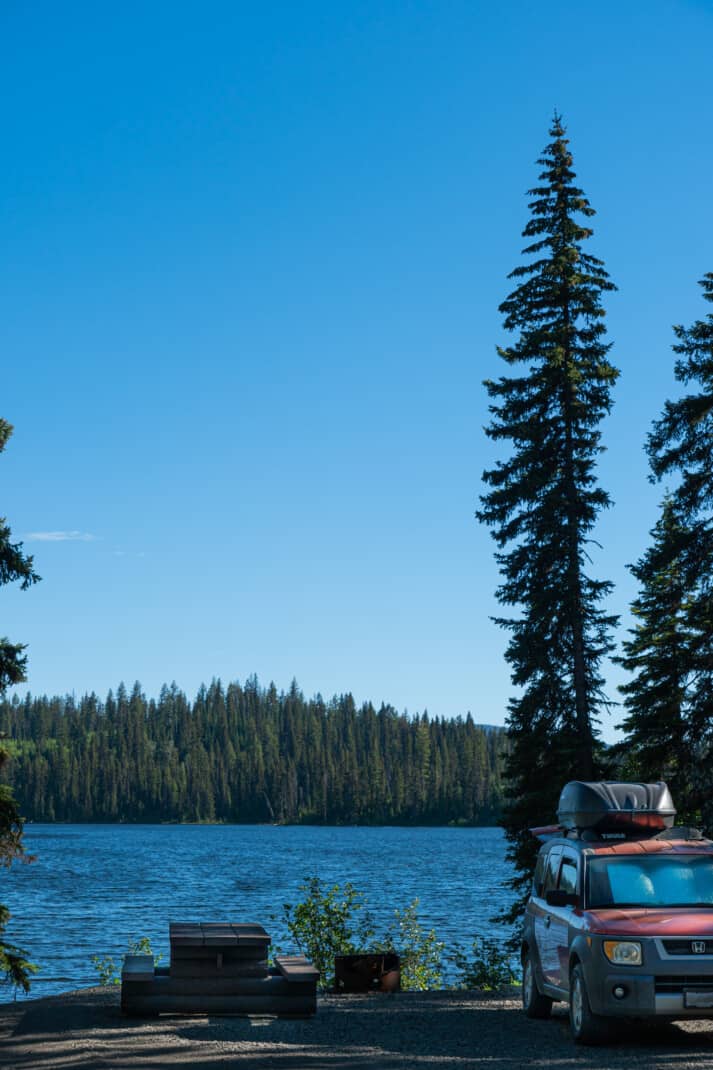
[522,950,552,1019]
[569,963,609,1045]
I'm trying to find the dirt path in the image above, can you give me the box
[4,987,713,1069]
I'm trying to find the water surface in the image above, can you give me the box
[2,824,515,998]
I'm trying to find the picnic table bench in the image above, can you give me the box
[120,922,318,1017]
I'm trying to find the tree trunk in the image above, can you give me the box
[561,286,595,781]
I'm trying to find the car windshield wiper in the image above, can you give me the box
[658,902,713,908]
[584,902,642,909]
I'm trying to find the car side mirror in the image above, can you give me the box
[545,889,579,908]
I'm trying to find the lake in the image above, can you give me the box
[2,824,515,999]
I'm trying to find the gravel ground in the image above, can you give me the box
[4,987,713,1069]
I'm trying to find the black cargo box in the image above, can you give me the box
[557,781,675,835]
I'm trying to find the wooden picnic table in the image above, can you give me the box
[168,922,271,977]
[121,921,319,1018]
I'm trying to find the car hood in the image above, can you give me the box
[584,907,713,936]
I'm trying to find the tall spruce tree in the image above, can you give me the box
[477,116,619,922]
[614,497,697,818]
[0,419,40,689]
[645,274,713,826]
[0,417,39,990]
[0,741,37,990]
[649,276,713,518]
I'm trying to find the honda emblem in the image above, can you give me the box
[692,941,707,954]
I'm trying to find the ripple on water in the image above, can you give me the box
[3,824,515,998]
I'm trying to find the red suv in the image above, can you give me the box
[522,781,713,1044]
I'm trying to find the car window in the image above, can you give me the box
[543,847,562,894]
[533,851,546,897]
[587,855,713,908]
[558,858,578,896]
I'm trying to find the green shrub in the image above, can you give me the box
[283,879,444,991]
[91,935,162,987]
[451,936,519,990]
[374,899,444,990]
[281,877,375,990]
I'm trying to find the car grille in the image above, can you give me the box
[655,975,713,993]
[662,939,713,955]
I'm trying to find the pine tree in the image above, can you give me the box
[645,274,713,826]
[0,418,40,990]
[477,115,619,922]
[0,420,40,690]
[614,497,697,817]
[649,275,713,518]
[1,680,507,827]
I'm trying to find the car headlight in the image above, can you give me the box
[603,940,642,966]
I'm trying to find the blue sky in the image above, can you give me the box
[2,1,712,739]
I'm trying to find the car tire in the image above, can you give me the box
[569,963,609,1045]
[522,950,552,1019]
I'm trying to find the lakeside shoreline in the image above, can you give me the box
[22,819,502,828]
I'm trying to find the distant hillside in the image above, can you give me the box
[0,679,506,826]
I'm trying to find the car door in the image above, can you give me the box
[533,845,563,988]
[549,852,579,992]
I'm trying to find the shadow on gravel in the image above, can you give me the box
[5,991,713,1069]
[11,995,125,1037]
[173,998,713,1070]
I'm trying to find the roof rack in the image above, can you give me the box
[653,825,710,843]
[530,824,659,845]
[531,824,713,846]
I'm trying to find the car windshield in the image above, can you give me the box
[587,855,713,909]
